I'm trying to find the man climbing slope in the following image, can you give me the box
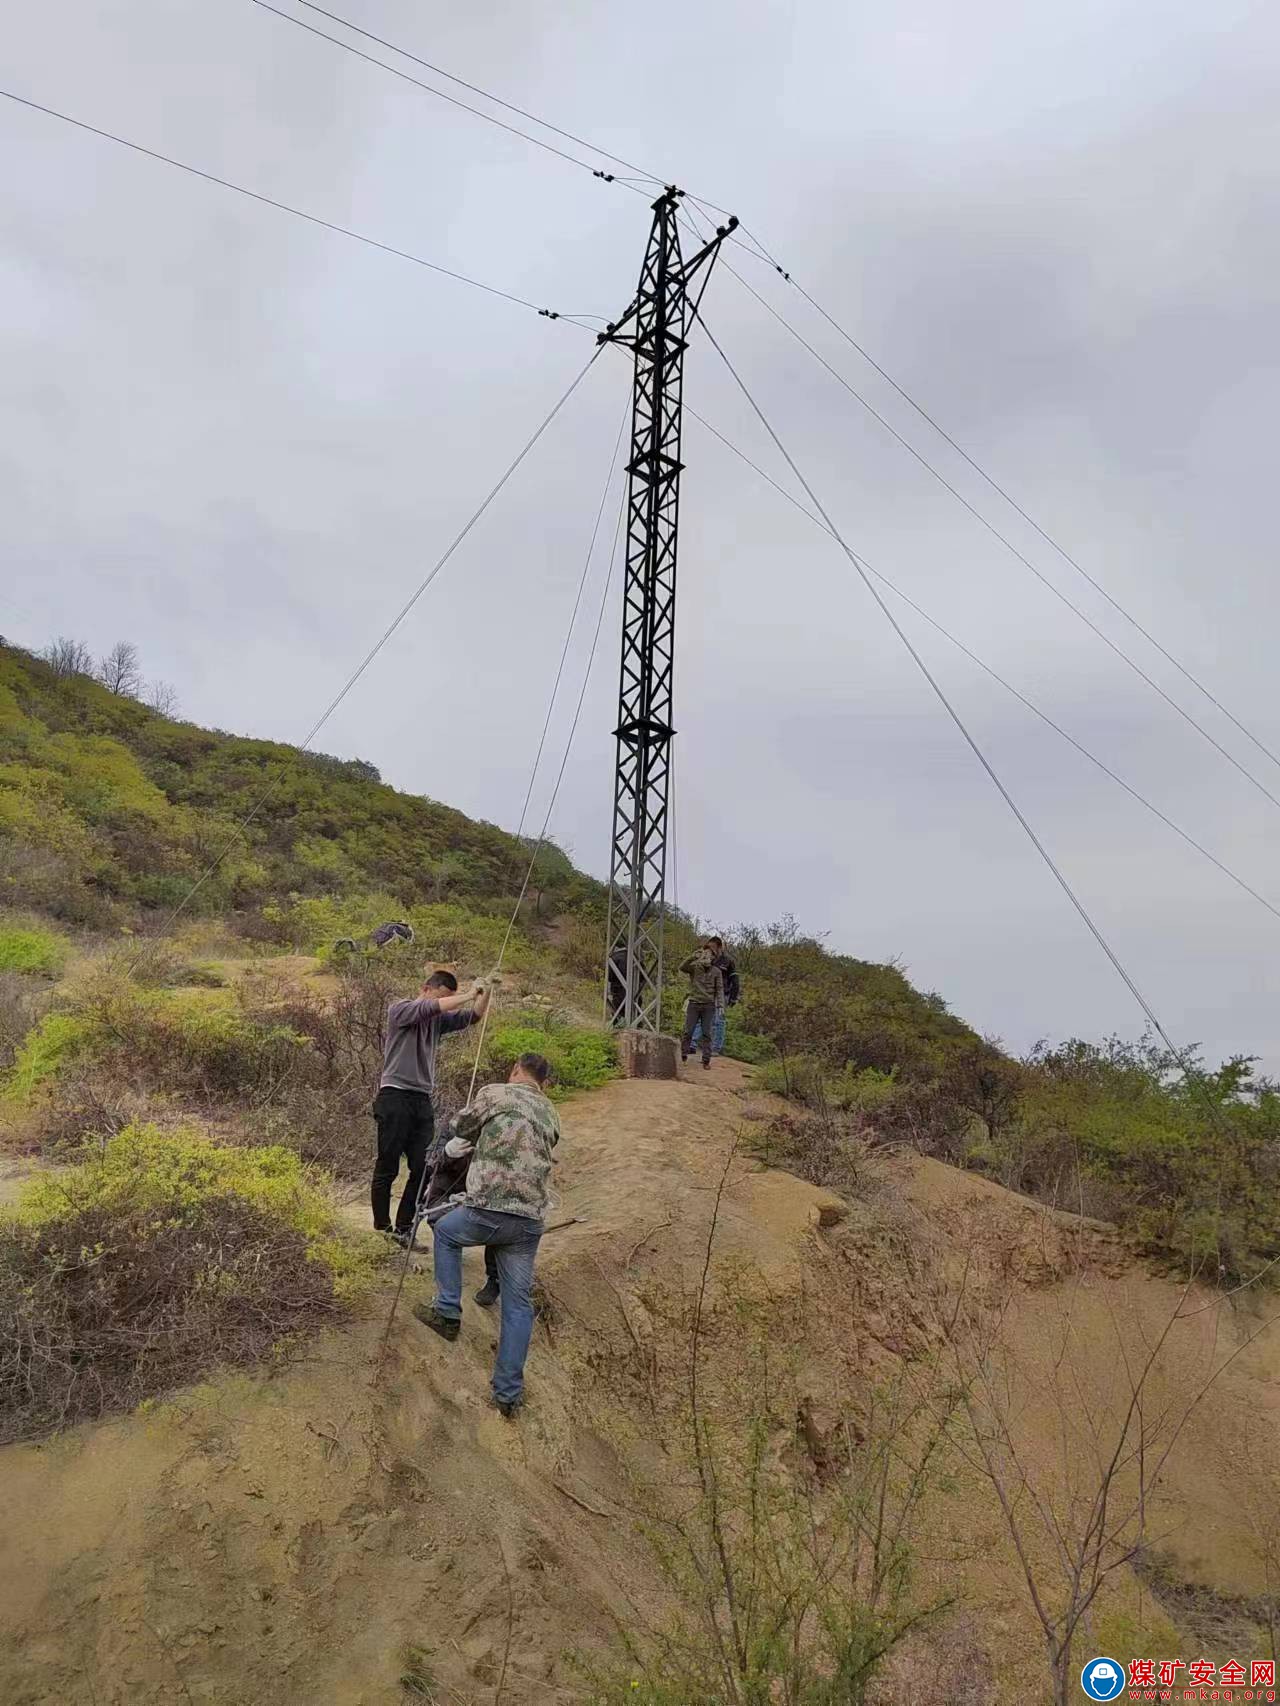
[680,941,725,1069]
[414,1052,560,1418]
[371,968,491,1242]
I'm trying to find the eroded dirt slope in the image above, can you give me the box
[2,1059,1278,1704]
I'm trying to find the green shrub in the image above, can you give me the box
[7,1011,93,1100]
[5,976,307,1112]
[484,1019,618,1099]
[0,1123,380,1440]
[0,920,69,977]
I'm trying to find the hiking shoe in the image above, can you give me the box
[412,1304,460,1342]
[473,1279,501,1309]
[388,1228,415,1249]
[702,1059,712,1070]
[489,1394,523,1420]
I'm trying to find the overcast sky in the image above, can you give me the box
[4,0,1278,1070]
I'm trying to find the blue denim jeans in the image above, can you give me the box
[431,1205,543,1404]
[691,1010,726,1055]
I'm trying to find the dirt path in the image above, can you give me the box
[2,1060,1279,1705]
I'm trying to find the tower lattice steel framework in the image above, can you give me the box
[601,188,736,1031]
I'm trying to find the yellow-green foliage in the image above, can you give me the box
[4,974,309,1111]
[278,892,521,970]
[0,920,69,977]
[485,1017,619,1098]
[8,1012,92,1099]
[0,643,596,924]
[15,1123,379,1297]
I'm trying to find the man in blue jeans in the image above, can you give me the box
[414,1052,561,1418]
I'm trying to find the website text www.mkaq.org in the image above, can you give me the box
[1118,1658,1277,1700]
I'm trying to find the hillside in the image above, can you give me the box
[3,637,1280,1704]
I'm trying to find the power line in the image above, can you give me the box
[252,5,1276,783]
[287,0,661,185]
[724,257,1280,819]
[693,310,1201,1075]
[781,273,1280,778]
[685,402,1280,932]
[127,345,605,957]
[260,0,758,234]
[253,0,643,194]
[0,85,590,323]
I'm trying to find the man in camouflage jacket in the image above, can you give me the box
[414,1052,561,1416]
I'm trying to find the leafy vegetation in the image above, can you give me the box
[485,1017,618,1098]
[3,626,1277,1451]
[0,641,602,928]
[0,919,69,977]
[0,1125,379,1441]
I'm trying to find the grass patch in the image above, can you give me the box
[485,1016,618,1099]
[0,1123,381,1441]
[0,920,69,977]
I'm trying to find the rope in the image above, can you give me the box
[374,457,627,1369]
[463,485,627,1103]
[0,86,595,324]
[723,257,1280,819]
[125,346,602,967]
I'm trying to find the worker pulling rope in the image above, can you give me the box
[373,459,628,1378]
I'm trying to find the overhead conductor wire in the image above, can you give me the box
[0,85,592,322]
[685,406,1280,930]
[248,0,1280,781]
[723,258,1280,814]
[693,311,1200,1077]
[777,270,1280,776]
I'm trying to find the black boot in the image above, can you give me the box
[474,1278,500,1308]
[413,1304,460,1342]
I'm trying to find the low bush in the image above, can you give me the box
[5,977,306,1116]
[484,1018,618,1099]
[0,971,41,1075]
[0,919,69,977]
[750,1107,879,1200]
[0,1124,379,1441]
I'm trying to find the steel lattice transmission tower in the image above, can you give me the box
[600,187,736,1031]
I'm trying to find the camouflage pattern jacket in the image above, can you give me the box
[451,1082,561,1221]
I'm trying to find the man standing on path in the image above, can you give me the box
[691,936,739,1058]
[680,942,725,1069]
[371,968,491,1242]
[414,1052,561,1418]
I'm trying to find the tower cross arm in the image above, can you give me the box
[597,188,739,350]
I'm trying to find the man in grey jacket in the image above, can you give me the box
[680,943,724,1069]
[370,968,491,1241]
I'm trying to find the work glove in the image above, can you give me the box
[444,1135,474,1160]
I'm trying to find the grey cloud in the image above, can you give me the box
[4,0,1278,1071]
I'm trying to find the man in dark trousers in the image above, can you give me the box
[371,968,491,1242]
[679,942,725,1069]
[691,936,739,1057]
